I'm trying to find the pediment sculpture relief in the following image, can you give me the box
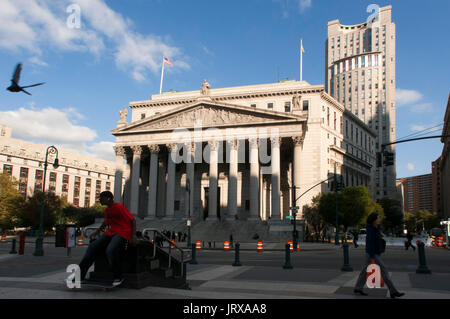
[135,105,285,131]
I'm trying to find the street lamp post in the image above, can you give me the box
[33,146,59,256]
[291,185,298,250]
[186,178,191,248]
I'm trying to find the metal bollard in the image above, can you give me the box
[9,238,17,254]
[283,244,293,269]
[341,243,353,271]
[19,231,26,255]
[416,241,431,274]
[190,242,198,265]
[232,243,242,267]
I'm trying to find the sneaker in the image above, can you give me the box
[112,278,124,287]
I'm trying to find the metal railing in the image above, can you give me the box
[142,228,189,278]
[83,226,100,239]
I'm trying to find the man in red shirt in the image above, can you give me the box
[78,191,136,286]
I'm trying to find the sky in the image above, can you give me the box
[0,0,448,179]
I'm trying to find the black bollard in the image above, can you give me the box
[416,241,431,274]
[9,238,17,254]
[232,243,242,267]
[190,242,198,265]
[283,244,293,269]
[341,243,353,271]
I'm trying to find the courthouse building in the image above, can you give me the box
[112,80,377,222]
[0,125,117,207]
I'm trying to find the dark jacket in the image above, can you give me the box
[366,224,383,258]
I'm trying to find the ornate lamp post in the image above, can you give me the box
[34,146,59,256]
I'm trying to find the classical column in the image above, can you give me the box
[271,137,281,219]
[208,141,219,221]
[165,144,176,219]
[130,145,142,216]
[227,139,238,219]
[147,144,159,219]
[292,136,304,218]
[249,138,260,220]
[186,142,195,218]
[113,145,125,203]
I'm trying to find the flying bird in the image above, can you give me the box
[7,63,45,96]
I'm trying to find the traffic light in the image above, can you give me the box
[383,151,395,166]
[377,152,382,168]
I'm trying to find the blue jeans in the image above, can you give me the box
[79,234,127,280]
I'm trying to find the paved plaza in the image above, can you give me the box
[0,238,449,299]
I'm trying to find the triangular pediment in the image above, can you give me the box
[112,101,305,135]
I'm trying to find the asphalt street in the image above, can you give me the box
[0,239,449,299]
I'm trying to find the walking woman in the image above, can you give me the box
[354,212,405,298]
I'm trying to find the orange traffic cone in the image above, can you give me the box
[257,240,264,252]
[76,236,84,246]
[0,235,7,243]
[195,240,202,250]
[287,240,294,252]
[224,241,230,251]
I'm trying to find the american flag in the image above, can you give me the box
[164,57,173,66]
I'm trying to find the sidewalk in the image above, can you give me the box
[0,243,449,299]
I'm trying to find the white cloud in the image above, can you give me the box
[28,56,48,67]
[298,0,312,12]
[0,106,115,162]
[396,89,423,106]
[0,107,97,144]
[274,0,312,17]
[411,103,433,113]
[410,124,427,132]
[407,163,415,171]
[86,141,115,162]
[0,0,189,81]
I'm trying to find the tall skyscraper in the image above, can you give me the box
[325,5,396,199]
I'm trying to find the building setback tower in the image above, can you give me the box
[325,5,396,199]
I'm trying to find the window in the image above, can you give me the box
[140,113,146,120]
[302,100,309,111]
[251,104,256,108]
[3,164,13,175]
[49,172,57,193]
[267,103,274,109]
[34,169,43,192]
[284,102,291,112]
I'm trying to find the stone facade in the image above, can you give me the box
[112,81,376,221]
[326,5,397,199]
[432,94,450,220]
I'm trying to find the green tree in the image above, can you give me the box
[0,172,24,230]
[303,195,327,241]
[377,198,403,233]
[61,203,104,227]
[317,186,382,239]
[17,191,66,231]
[416,210,440,231]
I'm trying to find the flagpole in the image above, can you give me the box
[300,38,303,82]
[159,55,165,94]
